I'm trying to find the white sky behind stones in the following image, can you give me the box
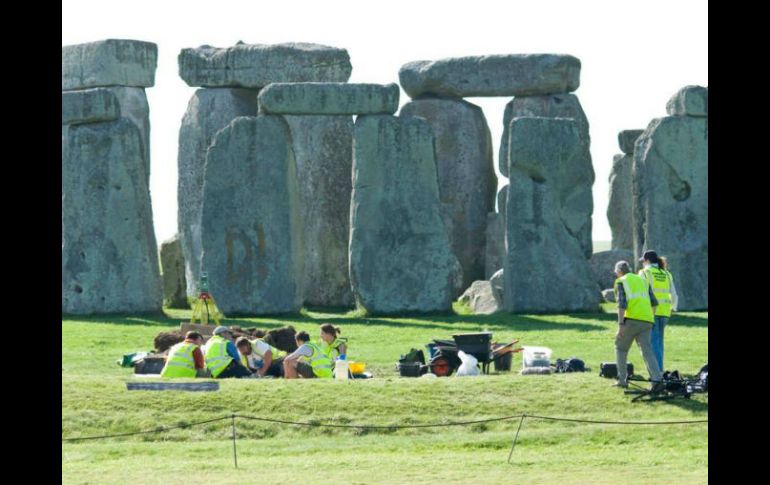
[62,0,708,247]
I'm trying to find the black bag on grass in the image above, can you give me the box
[599,362,634,379]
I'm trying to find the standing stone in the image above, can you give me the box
[62,119,162,314]
[666,85,708,117]
[62,39,157,90]
[284,115,354,307]
[160,235,188,309]
[608,130,643,251]
[177,88,259,296]
[399,54,581,98]
[459,280,502,315]
[350,115,461,314]
[485,212,505,279]
[199,116,303,315]
[633,95,708,310]
[259,83,399,115]
[179,42,351,88]
[589,249,634,291]
[504,117,599,313]
[498,94,593,257]
[109,87,151,179]
[497,185,509,216]
[400,98,496,292]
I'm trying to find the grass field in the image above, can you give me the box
[62,304,708,484]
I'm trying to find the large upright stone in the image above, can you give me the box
[399,54,581,98]
[498,94,593,257]
[160,235,188,309]
[497,185,509,216]
[608,153,634,251]
[177,88,259,296]
[179,43,351,88]
[62,119,162,314]
[666,85,708,117]
[633,111,708,310]
[504,117,599,313]
[199,116,303,315]
[61,88,119,125]
[284,115,354,307]
[350,115,461,314]
[400,98,496,291]
[618,129,644,155]
[259,83,399,115]
[62,39,157,90]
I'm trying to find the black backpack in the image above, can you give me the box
[554,357,586,373]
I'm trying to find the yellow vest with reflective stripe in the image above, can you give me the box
[204,335,233,378]
[254,339,287,359]
[305,342,333,378]
[614,273,655,323]
[321,337,347,360]
[639,267,673,317]
[161,341,198,378]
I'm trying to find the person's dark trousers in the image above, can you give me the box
[216,360,253,379]
[265,358,285,377]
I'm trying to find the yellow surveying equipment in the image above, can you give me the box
[190,272,224,325]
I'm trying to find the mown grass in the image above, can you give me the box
[62,305,707,484]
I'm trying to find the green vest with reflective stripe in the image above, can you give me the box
[305,342,333,378]
[161,341,198,378]
[204,335,233,378]
[640,267,673,317]
[321,337,347,360]
[615,273,655,323]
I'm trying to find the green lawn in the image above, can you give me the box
[62,305,708,484]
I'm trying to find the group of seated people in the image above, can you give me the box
[160,323,347,379]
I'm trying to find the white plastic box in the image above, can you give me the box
[522,346,552,368]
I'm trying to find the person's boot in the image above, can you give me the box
[611,381,628,388]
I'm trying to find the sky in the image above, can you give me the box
[62,0,708,246]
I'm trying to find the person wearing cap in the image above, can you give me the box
[638,250,678,371]
[160,331,208,378]
[235,336,286,377]
[202,326,252,379]
[613,260,663,390]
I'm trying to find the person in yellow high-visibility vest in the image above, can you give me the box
[160,331,207,378]
[613,260,663,391]
[235,336,286,377]
[283,331,333,379]
[638,250,678,371]
[319,323,348,361]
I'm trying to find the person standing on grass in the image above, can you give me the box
[160,331,208,378]
[638,250,678,372]
[319,323,347,361]
[613,260,663,391]
[283,331,334,379]
[203,326,252,379]
[235,336,286,377]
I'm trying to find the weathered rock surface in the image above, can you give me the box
[160,235,188,309]
[350,115,461,314]
[608,153,634,251]
[503,117,599,313]
[62,39,157,90]
[400,97,496,292]
[618,129,644,155]
[199,116,303,315]
[459,280,502,315]
[589,249,634,291]
[485,212,505,279]
[399,54,581,98]
[666,85,708,117]
[179,42,351,88]
[259,83,399,115]
[61,88,119,125]
[633,114,708,310]
[602,288,616,303]
[284,115,354,307]
[177,88,259,296]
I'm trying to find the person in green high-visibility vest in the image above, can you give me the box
[638,250,679,372]
[283,331,333,379]
[319,323,348,361]
[202,326,252,379]
[613,260,663,391]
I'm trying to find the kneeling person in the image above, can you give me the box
[283,331,333,379]
[236,336,285,377]
[203,326,252,379]
[161,331,207,378]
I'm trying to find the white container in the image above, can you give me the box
[522,346,552,368]
[334,359,349,380]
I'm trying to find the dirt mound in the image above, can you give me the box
[263,326,298,353]
[154,331,184,353]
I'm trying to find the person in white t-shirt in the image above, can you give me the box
[235,337,285,377]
